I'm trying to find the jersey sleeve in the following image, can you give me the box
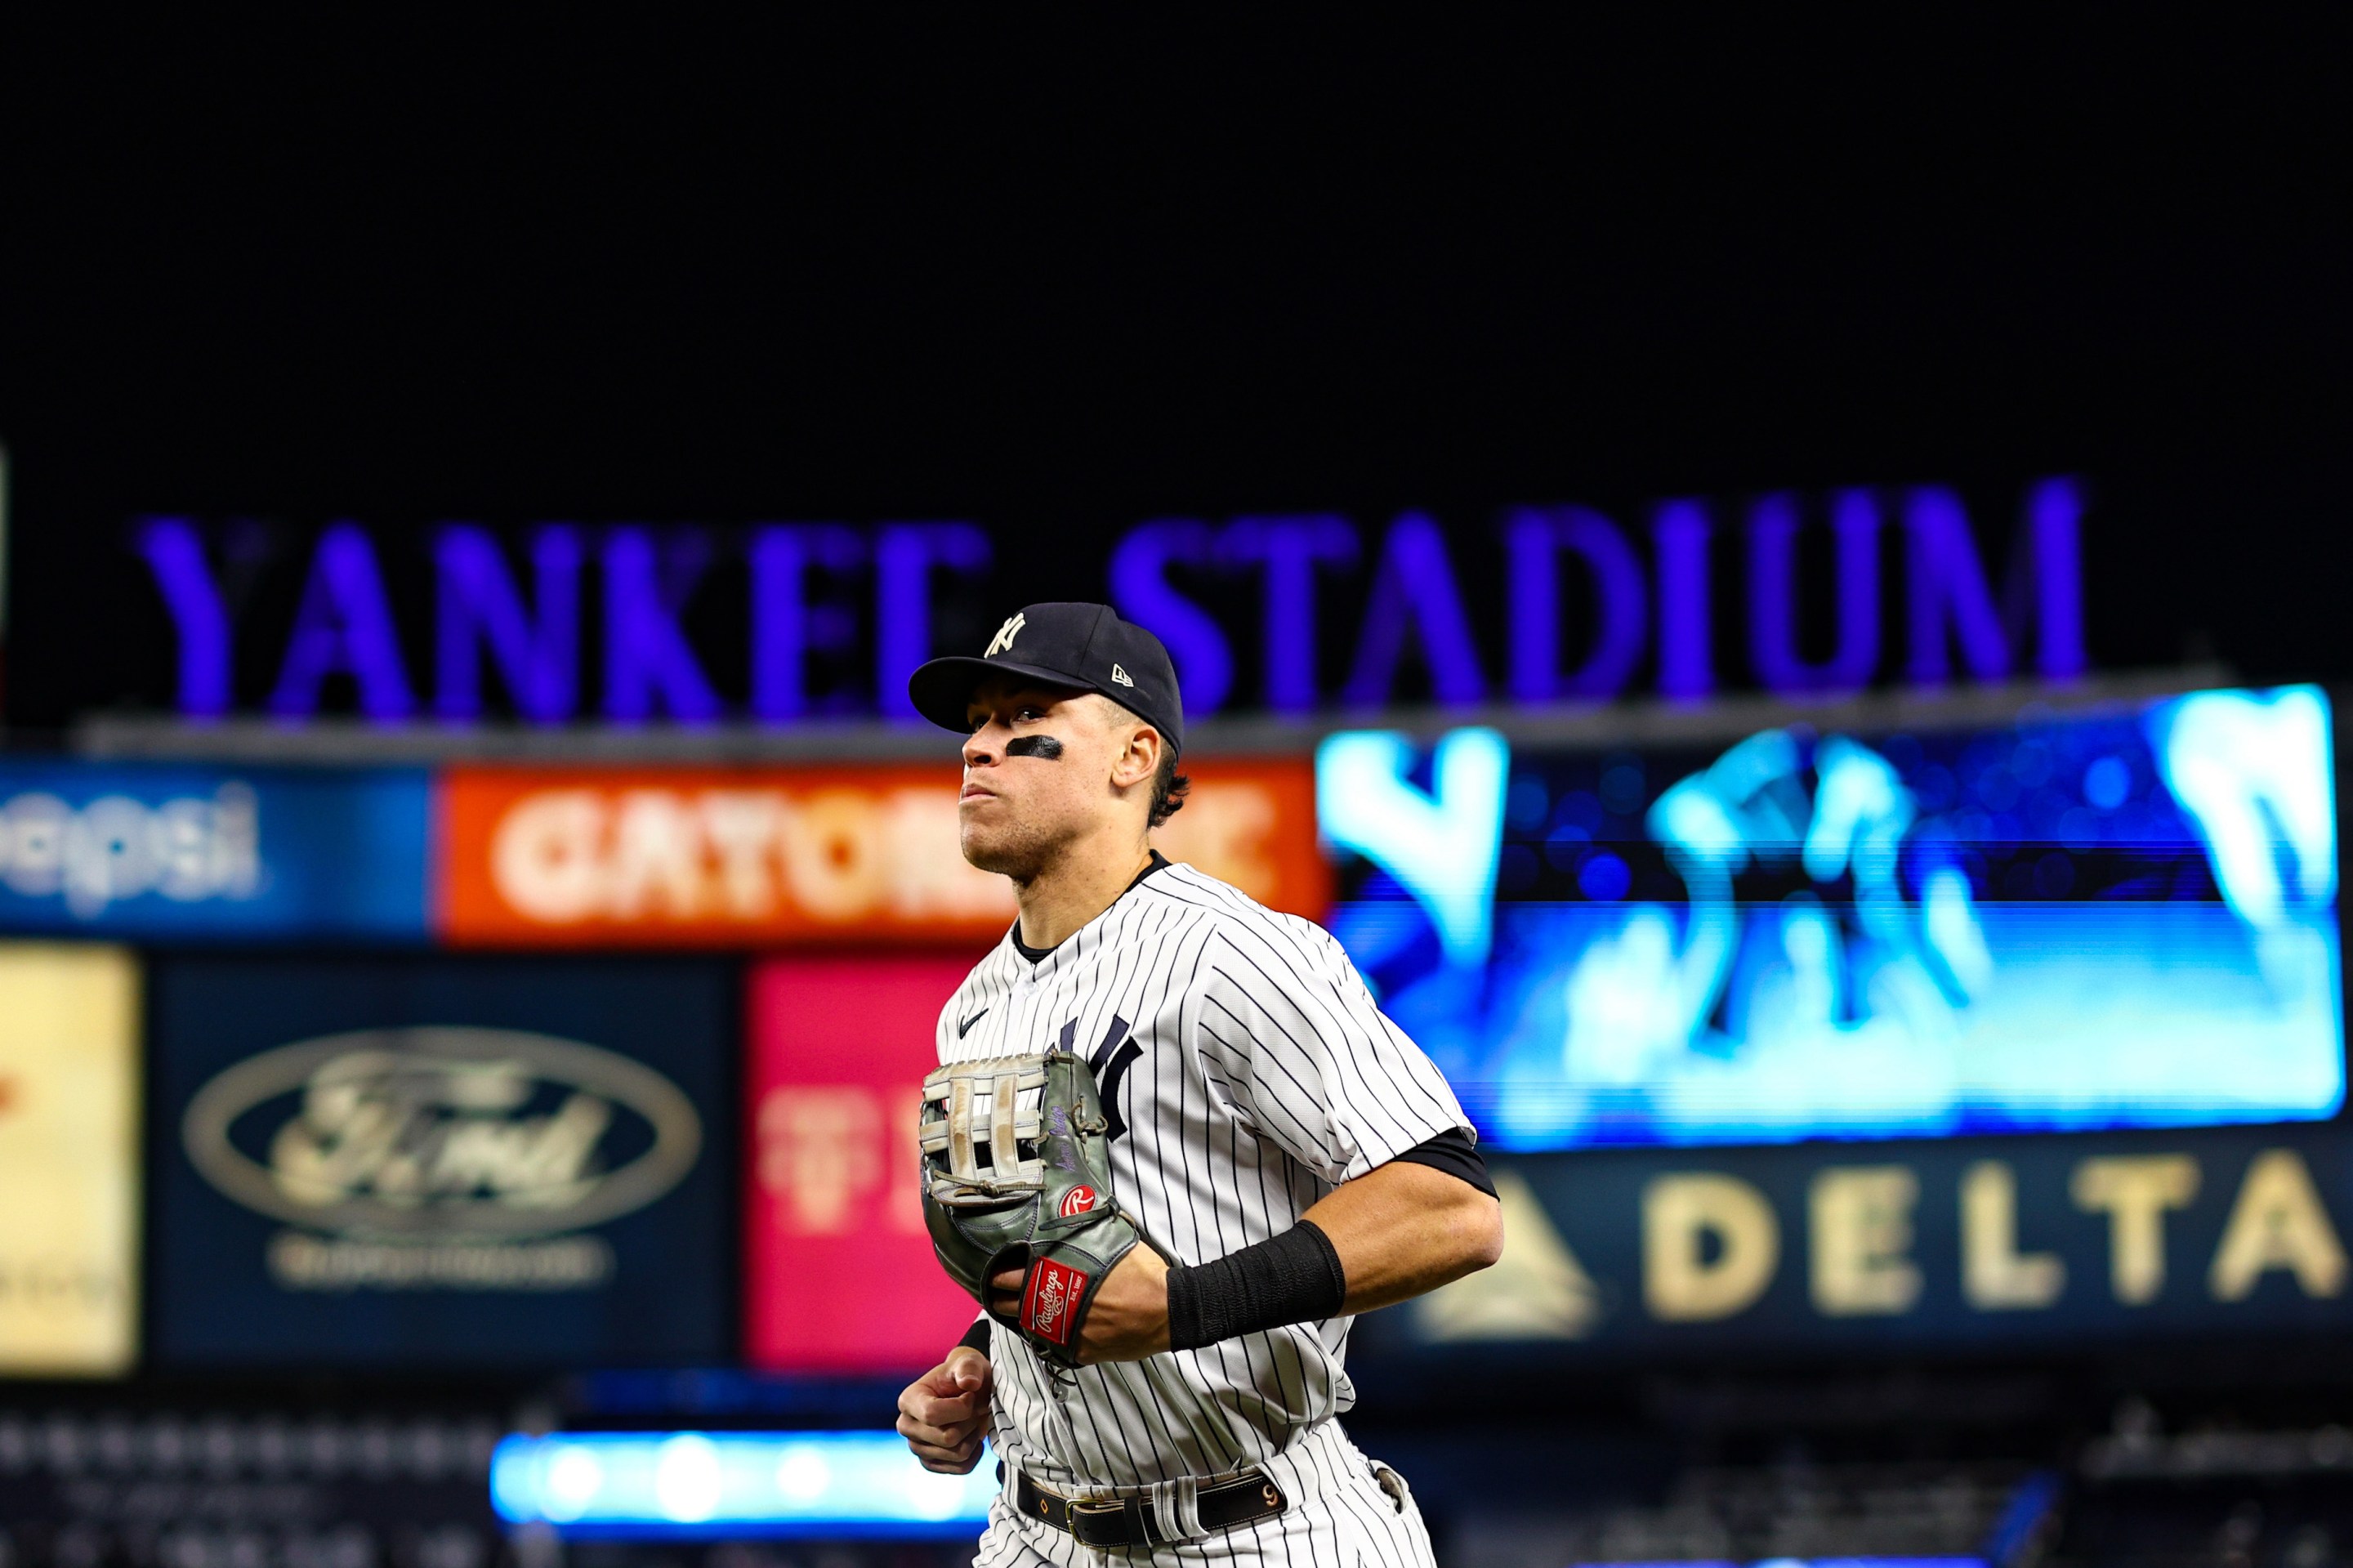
[1190,919,1472,1185]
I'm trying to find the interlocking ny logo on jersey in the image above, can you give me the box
[1025,1257,1087,1345]
[985,613,1026,657]
[1059,1014,1141,1141]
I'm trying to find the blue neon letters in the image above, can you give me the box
[137,476,2087,724]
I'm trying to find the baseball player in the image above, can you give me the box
[895,602,1502,1566]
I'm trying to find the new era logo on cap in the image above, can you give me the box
[1111,663,1133,687]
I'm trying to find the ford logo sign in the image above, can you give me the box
[182,1028,702,1239]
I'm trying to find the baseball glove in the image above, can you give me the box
[918,1051,1145,1369]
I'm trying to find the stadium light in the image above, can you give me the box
[490,1431,995,1537]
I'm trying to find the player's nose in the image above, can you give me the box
[962,725,1002,767]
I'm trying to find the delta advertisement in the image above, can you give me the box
[1385,1127,2353,1360]
[147,954,734,1367]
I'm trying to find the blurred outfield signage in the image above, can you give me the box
[1377,1127,2353,1357]
[0,943,140,1375]
[440,757,1324,946]
[742,955,980,1374]
[149,954,734,1367]
[0,762,431,938]
[122,477,2084,726]
[0,757,1320,946]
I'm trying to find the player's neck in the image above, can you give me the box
[1014,830,1155,953]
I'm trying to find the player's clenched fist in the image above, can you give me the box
[896,1346,993,1474]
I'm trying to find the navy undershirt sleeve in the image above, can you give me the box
[1387,1128,1496,1197]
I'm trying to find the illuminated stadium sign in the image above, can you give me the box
[0,762,431,938]
[127,476,2083,725]
[180,1026,703,1250]
[0,943,141,1376]
[150,955,734,1367]
[491,1430,993,1536]
[1379,1126,2353,1356]
[1317,685,2342,1150]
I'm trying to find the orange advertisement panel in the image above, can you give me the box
[440,757,1325,947]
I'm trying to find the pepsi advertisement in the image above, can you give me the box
[0,762,431,940]
[148,954,734,1367]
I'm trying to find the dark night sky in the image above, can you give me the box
[0,16,2346,726]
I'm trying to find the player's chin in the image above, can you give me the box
[959,822,1034,877]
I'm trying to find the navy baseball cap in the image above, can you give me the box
[908,602,1185,757]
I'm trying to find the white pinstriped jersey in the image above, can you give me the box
[935,858,1471,1503]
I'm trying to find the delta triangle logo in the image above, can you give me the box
[1110,663,1135,688]
[985,613,1026,658]
[1410,1170,1602,1341]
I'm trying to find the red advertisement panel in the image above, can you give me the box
[744,954,982,1373]
[440,758,1325,947]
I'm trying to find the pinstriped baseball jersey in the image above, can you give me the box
[935,857,1471,1500]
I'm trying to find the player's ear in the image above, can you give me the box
[1109,722,1159,792]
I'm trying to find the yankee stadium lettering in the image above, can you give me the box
[131,476,2085,725]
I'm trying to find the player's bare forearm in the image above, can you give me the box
[1303,1158,1505,1314]
[992,1161,1501,1360]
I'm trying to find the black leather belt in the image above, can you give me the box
[1012,1467,1288,1548]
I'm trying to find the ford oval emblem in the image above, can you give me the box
[181,1027,702,1239]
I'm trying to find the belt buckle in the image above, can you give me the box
[1068,1494,1152,1548]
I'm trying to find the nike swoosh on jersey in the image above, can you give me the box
[957,1007,989,1038]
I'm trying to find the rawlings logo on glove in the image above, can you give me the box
[917,1051,1148,1369]
[1024,1258,1086,1346]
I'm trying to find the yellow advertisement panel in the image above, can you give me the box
[0,943,138,1374]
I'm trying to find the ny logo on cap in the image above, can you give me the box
[985,613,1026,658]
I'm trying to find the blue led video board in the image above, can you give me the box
[1319,686,2343,1150]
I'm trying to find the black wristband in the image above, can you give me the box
[956,1316,992,1357]
[1165,1222,1348,1352]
